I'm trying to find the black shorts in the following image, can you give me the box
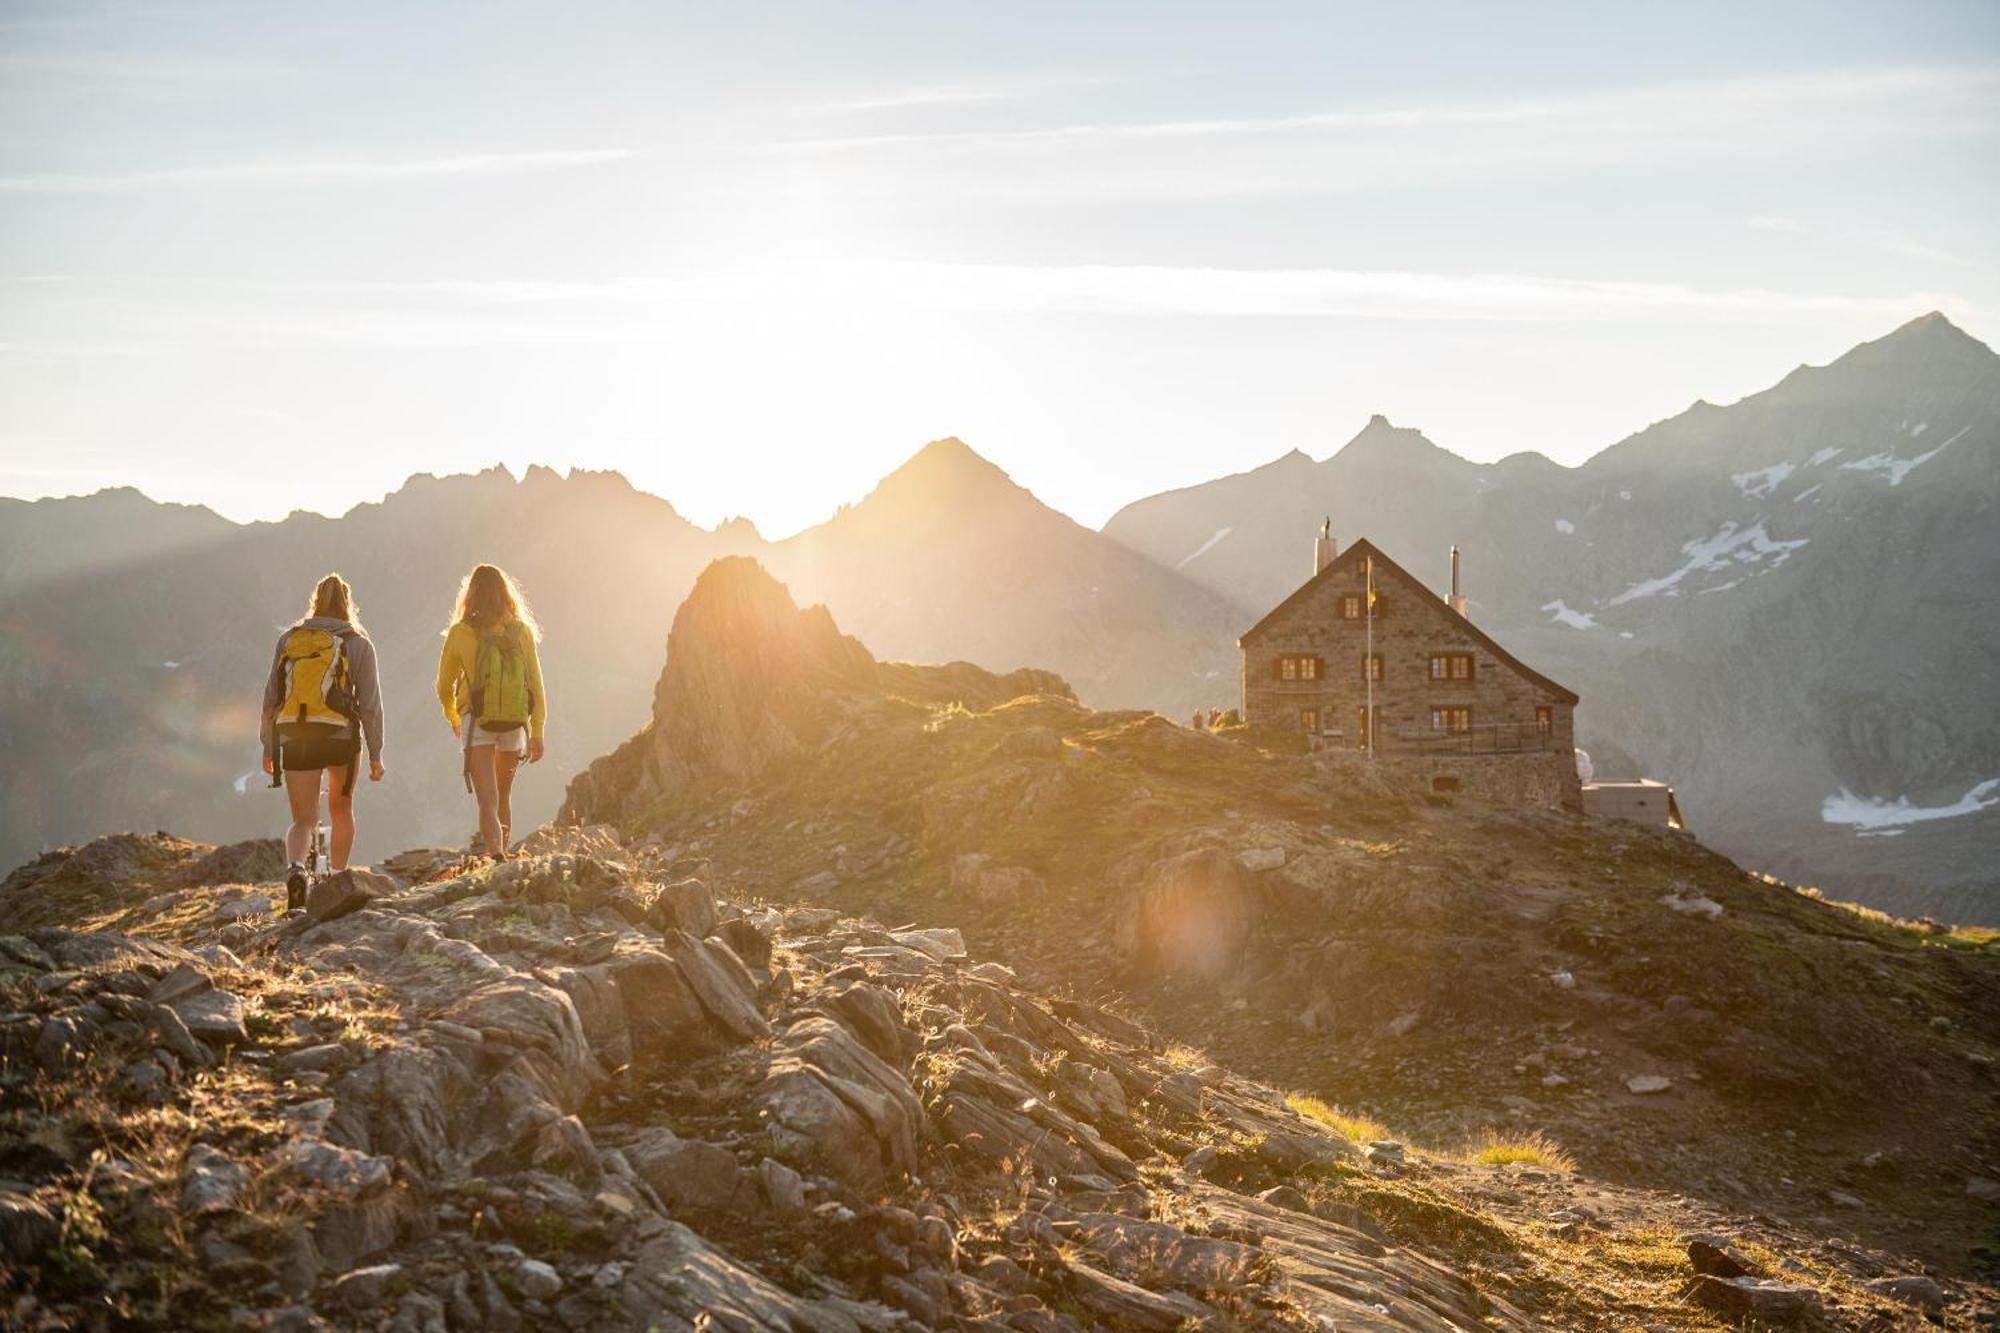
[280,733,360,773]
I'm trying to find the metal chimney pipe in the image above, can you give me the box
[1448,545,1468,616]
[1315,518,1337,575]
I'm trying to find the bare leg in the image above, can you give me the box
[466,744,503,856]
[283,768,322,864]
[327,763,356,871]
[496,750,522,854]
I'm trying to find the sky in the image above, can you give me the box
[2,0,1997,536]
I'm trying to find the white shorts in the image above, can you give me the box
[465,722,528,755]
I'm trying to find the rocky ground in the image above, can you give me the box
[1,826,1989,1330]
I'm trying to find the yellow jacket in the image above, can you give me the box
[436,618,547,738]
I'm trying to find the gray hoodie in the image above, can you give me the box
[260,617,385,762]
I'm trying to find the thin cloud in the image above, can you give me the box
[26,266,1963,345]
[758,66,2000,200]
[0,148,639,194]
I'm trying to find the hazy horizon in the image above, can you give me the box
[4,1,1997,533]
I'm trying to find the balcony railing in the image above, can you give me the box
[1387,721,1557,755]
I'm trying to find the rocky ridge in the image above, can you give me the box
[2,825,1989,1331]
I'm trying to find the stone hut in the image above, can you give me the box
[1239,531,1582,809]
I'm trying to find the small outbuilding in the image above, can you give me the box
[1581,779,1685,830]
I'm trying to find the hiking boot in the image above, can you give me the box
[285,863,308,912]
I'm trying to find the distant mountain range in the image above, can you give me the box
[1,312,1992,920]
[1105,312,2000,922]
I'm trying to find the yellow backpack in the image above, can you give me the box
[277,626,358,730]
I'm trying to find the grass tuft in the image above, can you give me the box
[1461,1128,1576,1172]
[1286,1093,1390,1144]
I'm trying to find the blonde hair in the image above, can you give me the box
[306,573,365,633]
[450,563,540,641]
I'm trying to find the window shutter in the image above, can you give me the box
[1273,657,1283,681]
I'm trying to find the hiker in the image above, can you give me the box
[436,563,547,859]
[260,573,386,905]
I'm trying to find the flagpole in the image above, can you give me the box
[1365,556,1374,757]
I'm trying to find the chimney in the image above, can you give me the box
[1314,517,1337,575]
[1448,544,1468,616]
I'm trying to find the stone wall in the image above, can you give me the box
[1241,545,1578,806]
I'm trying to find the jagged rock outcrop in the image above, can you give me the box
[562,557,1071,826]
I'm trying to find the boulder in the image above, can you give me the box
[606,949,709,1056]
[182,1143,249,1214]
[1063,1259,1215,1331]
[1625,1074,1672,1095]
[1688,1275,1821,1322]
[716,916,773,968]
[33,1011,93,1073]
[145,964,213,1005]
[1119,847,1258,978]
[306,868,393,923]
[650,878,718,939]
[890,927,966,962]
[816,980,913,1067]
[658,930,769,1042]
[1683,1233,1758,1279]
[171,989,248,1046]
[760,1016,923,1188]
[514,1258,562,1301]
[626,1129,752,1214]
[1864,1275,1946,1311]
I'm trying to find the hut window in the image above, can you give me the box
[1429,652,1474,682]
[1536,706,1553,736]
[1431,706,1472,733]
[1339,594,1364,620]
[1277,654,1320,681]
[1300,707,1319,732]
[1361,654,1384,682]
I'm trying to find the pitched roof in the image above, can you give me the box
[1238,537,1580,705]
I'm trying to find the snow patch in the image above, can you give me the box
[162,661,181,670]
[1840,424,1968,486]
[1698,580,1741,595]
[1805,447,1843,467]
[1792,483,1822,503]
[1606,521,1809,606]
[1176,526,1233,569]
[1911,422,1928,437]
[232,769,261,796]
[1554,518,1575,535]
[1821,778,2000,830]
[1731,463,1793,500]
[1542,599,1598,630]
[1618,489,1632,501]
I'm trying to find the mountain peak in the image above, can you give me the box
[841,436,1035,533]
[1327,415,1470,470]
[1837,309,1996,372]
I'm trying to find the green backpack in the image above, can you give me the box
[470,622,533,731]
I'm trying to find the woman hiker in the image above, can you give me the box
[435,563,547,860]
[261,572,386,907]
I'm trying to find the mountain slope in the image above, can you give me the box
[766,438,1243,718]
[0,466,721,867]
[0,488,234,596]
[1102,313,2000,922]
